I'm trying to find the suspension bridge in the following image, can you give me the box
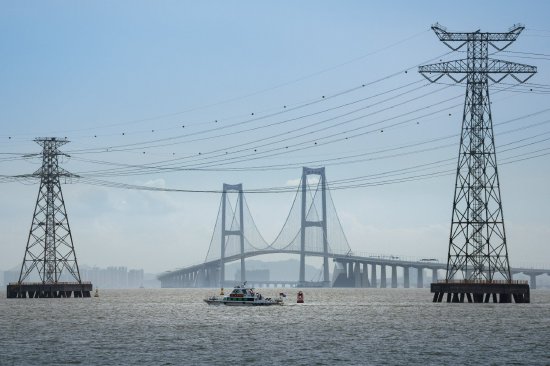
[158,166,549,289]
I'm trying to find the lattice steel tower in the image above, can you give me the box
[8,137,91,298]
[419,25,535,303]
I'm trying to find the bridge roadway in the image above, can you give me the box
[158,251,550,289]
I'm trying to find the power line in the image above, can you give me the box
[66,81,532,176]
[71,88,462,176]
[2,30,434,140]
[67,80,429,154]
[72,146,550,194]
[5,119,548,193]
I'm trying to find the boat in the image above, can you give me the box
[204,283,284,306]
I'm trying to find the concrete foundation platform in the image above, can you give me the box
[7,282,93,298]
[431,281,530,303]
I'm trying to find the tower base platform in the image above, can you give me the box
[7,282,93,298]
[431,280,530,304]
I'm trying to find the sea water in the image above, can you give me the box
[0,288,549,365]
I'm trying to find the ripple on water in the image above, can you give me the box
[0,288,549,365]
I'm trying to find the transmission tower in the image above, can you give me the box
[7,137,92,298]
[419,24,535,303]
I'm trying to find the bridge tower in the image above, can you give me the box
[220,183,245,286]
[300,167,330,286]
[7,138,92,298]
[419,24,535,303]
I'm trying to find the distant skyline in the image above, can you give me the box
[1,1,549,273]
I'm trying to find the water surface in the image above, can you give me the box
[1,288,548,365]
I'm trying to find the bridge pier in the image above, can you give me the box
[204,267,210,287]
[212,267,221,287]
[354,262,361,288]
[529,274,537,289]
[362,263,370,288]
[371,264,377,288]
[380,264,387,288]
[417,267,423,288]
[432,268,438,283]
[192,271,197,287]
[204,269,209,286]
[196,268,205,287]
[202,266,212,287]
[391,265,397,288]
[404,267,410,288]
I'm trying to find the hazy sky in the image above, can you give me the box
[1,1,549,273]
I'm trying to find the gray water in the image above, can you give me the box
[0,288,549,365]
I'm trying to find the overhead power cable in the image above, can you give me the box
[71,147,550,194]
[3,29,434,140]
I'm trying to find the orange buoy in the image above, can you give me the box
[297,291,304,303]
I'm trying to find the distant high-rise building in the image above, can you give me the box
[128,269,144,288]
[79,266,144,289]
[2,270,19,286]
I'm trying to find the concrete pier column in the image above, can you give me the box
[371,264,377,288]
[205,268,210,287]
[354,262,361,288]
[529,274,537,289]
[214,267,221,287]
[417,267,423,288]
[209,267,216,287]
[391,265,398,288]
[348,262,353,281]
[195,270,202,287]
[403,267,410,288]
[380,264,387,288]
[362,263,370,288]
[432,268,438,283]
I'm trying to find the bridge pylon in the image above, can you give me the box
[220,183,245,286]
[419,24,535,303]
[300,167,330,286]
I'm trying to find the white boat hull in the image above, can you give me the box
[203,298,283,306]
[203,283,285,306]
